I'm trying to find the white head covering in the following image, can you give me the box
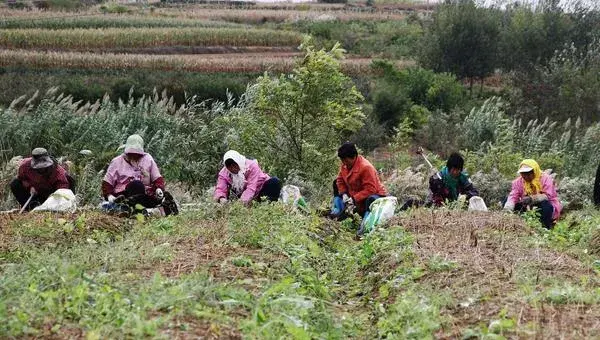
[223,150,247,195]
[122,134,145,155]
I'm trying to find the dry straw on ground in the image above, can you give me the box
[392,210,600,338]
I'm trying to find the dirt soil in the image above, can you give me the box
[392,210,600,339]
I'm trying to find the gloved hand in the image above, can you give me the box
[219,197,228,204]
[342,194,355,214]
[342,193,354,206]
[458,194,467,204]
[155,188,164,200]
[107,194,117,203]
[29,187,37,195]
[520,196,533,206]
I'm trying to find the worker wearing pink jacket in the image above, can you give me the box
[214,150,281,205]
[504,159,562,229]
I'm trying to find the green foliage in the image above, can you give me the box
[419,0,501,85]
[370,61,465,132]
[509,40,600,124]
[348,109,388,152]
[376,290,440,339]
[459,97,512,152]
[295,19,423,58]
[229,40,365,185]
[0,68,257,108]
[499,2,600,74]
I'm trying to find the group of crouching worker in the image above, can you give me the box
[11,134,568,232]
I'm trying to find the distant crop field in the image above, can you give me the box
[0,27,303,49]
[0,15,245,29]
[159,8,408,23]
[0,49,413,75]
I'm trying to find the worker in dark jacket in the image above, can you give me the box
[428,152,479,206]
[10,148,74,211]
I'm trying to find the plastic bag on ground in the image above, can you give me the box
[361,196,398,234]
[279,185,308,212]
[468,196,488,212]
[32,189,77,213]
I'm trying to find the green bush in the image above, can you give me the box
[370,62,466,133]
[508,41,600,124]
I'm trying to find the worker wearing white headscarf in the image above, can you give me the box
[214,150,281,204]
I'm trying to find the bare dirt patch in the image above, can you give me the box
[392,210,600,339]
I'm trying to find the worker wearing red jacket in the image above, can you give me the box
[329,142,387,234]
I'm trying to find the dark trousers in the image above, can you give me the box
[594,162,600,206]
[10,175,76,211]
[257,177,282,202]
[116,180,161,209]
[514,200,554,229]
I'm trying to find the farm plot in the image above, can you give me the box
[0,27,303,50]
[0,14,246,29]
[0,49,413,75]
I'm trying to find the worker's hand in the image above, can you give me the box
[342,193,353,205]
[520,196,533,206]
[155,188,164,200]
[531,193,548,203]
[29,187,37,195]
[218,197,228,204]
[458,194,467,204]
[107,194,117,203]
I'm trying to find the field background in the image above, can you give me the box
[2,0,600,338]
[0,0,423,106]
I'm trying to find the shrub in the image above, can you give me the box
[228,40,365,187]
[370,62,466,133]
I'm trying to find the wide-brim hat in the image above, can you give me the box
[121,134,145,155]
[30,147,54,169]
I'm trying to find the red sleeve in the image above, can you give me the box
[53,166,70,190]
[152,177,165,191]
[352,166,380,203]
[102,181,114,199]
[17,162,30,187]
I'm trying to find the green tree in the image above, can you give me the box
[229,39,365,184]
[370,61,465,132]
[498,1,571,73]
[419,0,501,93]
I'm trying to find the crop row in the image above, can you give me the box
[168,8,408,23]
[0,49,412,75]
[0,14,245,30]
[0,7,408,24]
[0,28,304,49]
